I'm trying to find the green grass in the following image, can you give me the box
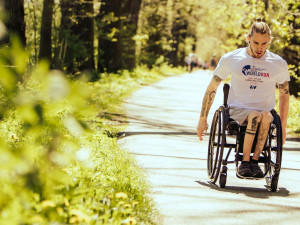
[1,40,298,225]
[0,42,185,225]
[274,89,300,137]
[284,95,300,137]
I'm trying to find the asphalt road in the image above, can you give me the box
[118,69,300,225]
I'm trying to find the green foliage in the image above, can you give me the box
[137,0,171,67]
[195,0,299,94]
[0,40,186,224]
[275,90,300,136]
[24,0,43,65]
[21,0,299,90]
[60,30,88,73]
[287,95,300,135]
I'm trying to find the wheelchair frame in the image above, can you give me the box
[207,84,283,192]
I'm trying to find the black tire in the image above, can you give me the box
[271,175,279,192]
[219,173,227,188]
[266,113,282,191]
[207,108,225,184]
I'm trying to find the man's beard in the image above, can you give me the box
[249,44,265,58]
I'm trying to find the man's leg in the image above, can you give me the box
[252,111,273,160]
[191,63,195,72]
[243,111,261,161]
[238,111,261,177]
[250,111,273,178]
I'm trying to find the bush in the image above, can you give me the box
[0,39,165,224]
[287,95,300,135]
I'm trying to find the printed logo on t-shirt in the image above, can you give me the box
[242,65,269,77]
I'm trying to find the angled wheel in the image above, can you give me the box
[271,175,279,192]
[266,113,282,192]
[219,166,227,188]
[219,173,227,188]
[207,107,226,184]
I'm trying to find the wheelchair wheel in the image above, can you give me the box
[266,113,282,192]
[207,107,226,184]
[219,166,227,188]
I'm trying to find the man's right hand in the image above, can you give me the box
[197,75,222,141]
[197,118,208,141]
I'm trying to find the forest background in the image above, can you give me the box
[0,0,299,224]
[2,0,299,93]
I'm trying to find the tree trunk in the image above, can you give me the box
[97,0,122,72]
[283,41,300,97]
[55,0,95,73]
[141,12,164,67]
[72,0,95,72]
[263,0,269,11]
[122,0,142,69]
[137,0,169,67]
[2,0,26,46]
[97,0,141,73]
[168,15,188,66]
[39,0,54,63]
[54,0,71,70]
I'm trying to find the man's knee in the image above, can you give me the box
[248,111,262,123]
[261,111,273,125]
[246,111,262,134]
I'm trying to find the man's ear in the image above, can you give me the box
[269,36,273,44]
[246,35,250,43]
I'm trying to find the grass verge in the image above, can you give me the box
[0,47,185,225]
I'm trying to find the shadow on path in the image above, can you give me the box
[119,131,197,138]
[196,180,290,199]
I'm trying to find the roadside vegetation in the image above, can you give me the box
[0,41,184,224]
[278,95,300,137]
[1,41,299,224]
[1,0,298,224]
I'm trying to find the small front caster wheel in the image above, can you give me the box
[219,173,227,188]
[271,176,278,192]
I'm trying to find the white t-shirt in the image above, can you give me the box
[214,48,290,111]
[188,53,198,63]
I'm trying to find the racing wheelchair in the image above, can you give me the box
[207,83,283,192]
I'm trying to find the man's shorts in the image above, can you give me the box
[229,107,256,125]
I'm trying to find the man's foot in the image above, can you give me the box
[238,162,252,177]
[250,162,264,178]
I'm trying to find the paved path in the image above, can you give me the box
[118,70,300,225]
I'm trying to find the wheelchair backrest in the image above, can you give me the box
[223,83,230,107]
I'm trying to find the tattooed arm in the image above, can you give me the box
[197,75,223,141]
[278,81,290,145]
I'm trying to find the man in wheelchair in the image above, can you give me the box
[197,20,290,179]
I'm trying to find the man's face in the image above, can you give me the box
[248,32,271,58]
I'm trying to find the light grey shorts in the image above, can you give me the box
[229,107,257,125]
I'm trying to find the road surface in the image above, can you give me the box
[118,70,300,225]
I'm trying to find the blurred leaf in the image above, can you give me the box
[18,104,40,125]
[10,36,28,75]
[0,64,17,91]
